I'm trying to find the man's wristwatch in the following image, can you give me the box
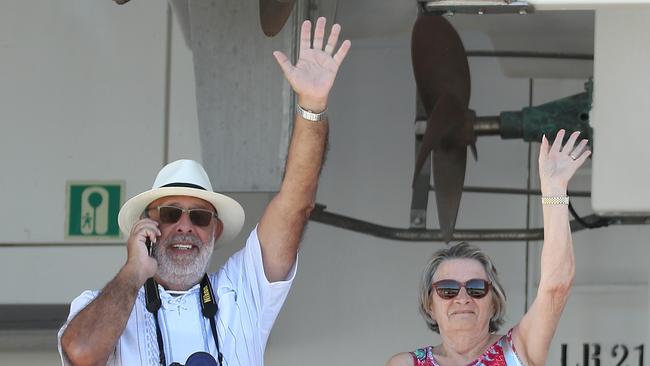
[296,104,327,122]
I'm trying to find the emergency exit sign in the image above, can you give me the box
[66,182,124,239]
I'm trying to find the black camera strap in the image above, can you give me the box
[145,274,223,366]
[145,277,167,366]
[199,274,223,366]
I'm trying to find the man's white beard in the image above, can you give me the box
[153,232,214,290]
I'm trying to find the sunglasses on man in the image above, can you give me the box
[431,278,491,300]
[148,205,218,227]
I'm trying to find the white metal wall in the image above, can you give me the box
[592,5,650,214]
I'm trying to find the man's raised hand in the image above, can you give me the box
[273,17,351,112]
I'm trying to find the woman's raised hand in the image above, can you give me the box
[538,129,591,195]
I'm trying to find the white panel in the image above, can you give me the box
[0,0,212,305]
[550,285,648,365]
[0,247,124,303]
[0,351,60,365]
[0,0,168,242]
[530,0,650,10]
[591,5,650,214]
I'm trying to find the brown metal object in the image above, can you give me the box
[411,14,475,241]
[259,0,296,37]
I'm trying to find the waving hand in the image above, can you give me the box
[273,17,351,111]
[539,129,591,194]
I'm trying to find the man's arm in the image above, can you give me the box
[60,219,160,365]
[257,17,350,282]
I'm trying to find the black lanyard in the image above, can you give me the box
[144,275,223,366]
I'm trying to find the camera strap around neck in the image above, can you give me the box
[145,274,223,366]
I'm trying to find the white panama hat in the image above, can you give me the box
[118,159,245,244]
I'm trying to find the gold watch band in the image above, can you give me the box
[541,196,569,205]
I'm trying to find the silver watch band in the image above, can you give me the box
[296,104,327,122]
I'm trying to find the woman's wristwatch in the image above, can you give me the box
[541,196,569,205]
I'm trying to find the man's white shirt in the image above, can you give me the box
[58,227,296,366]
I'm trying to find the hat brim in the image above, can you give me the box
[118,187,245,244]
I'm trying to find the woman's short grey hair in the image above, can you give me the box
[418,242,507,334]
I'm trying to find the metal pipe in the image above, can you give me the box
[309,204,649,242]
[474,116,501,135]
[310,205,544,241]
[431,185,591,197]
[466,50,593,61]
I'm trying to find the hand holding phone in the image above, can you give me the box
[125,218,160,286]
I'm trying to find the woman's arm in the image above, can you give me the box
[514,130,591,366]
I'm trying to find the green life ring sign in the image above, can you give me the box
[66,182,124,239]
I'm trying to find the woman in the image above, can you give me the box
[387,130,590,366]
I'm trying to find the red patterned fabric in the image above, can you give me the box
[410,329,522,366]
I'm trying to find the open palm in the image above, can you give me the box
[538,129,591,191]
[274,17,351,105]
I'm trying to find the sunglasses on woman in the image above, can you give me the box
[148,205,218,227]
[431,278,491,300]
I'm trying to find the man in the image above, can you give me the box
[59,17,350,366]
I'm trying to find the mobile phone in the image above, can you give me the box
[145,237,153,257]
